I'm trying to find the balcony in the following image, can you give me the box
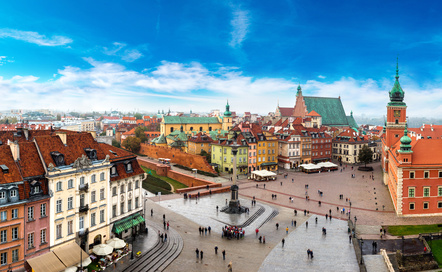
[78,228,89,237]
[79,183,89,192]
[79,204,89,213]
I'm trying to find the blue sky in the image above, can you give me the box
[1,0,442,116]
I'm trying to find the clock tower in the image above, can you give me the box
[385,60,407,149]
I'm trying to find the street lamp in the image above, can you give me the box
[131,216,135,260]
[402,235,405,254]
[354,216,357,238]
[360,238,364,264]
[349,202,352,219]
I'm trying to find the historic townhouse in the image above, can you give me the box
[34,133,112,251]
[211,138,248,174]
[277,130,301,169]
[187,132,214,155]
[308,128,332,162]
[100,144,146,240]
[250,125,278,171]
[332,129,377,164]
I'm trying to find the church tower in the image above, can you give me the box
[385,59,407,148]
[222,100,233,131]
[293,85,308,118]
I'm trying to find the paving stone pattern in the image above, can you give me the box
[259,216,359,272]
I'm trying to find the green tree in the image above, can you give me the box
[122,136,141,153]
[5,119,9,125]
[135,126,148,143]
[112,139,121,148]
[199,150,211,163]
[358,145,373,167]
[134,113,143,120]
[56,114,61,121]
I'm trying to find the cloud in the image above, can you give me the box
[0,29,72,46]
[229,7,250,48]
[0,58,441,117]
[103,42,144,62]
[0,56,13,66]
[317,75,326,79]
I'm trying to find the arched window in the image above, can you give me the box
[209,127,212,131]
[395,119,399,124]
[199,127,203,131]
[190,127,193,131]
[170,127,174,133]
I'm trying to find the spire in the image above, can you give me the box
[399,123,412,153]
[224,100,232,117]
[388,57,405,106]
[395,56,399,80]
[350,110,353,116]
[296,84,302,96]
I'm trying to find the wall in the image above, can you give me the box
[139,144,216,174]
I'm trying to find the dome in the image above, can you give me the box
[400,134,412,145]
[224,100,232,117]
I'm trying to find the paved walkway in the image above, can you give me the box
[364,255,389,272]
[259,216,358,272]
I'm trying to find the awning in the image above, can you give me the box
[112,213,146,234]
[53,242,89,268]
[260,162,278,166]
[26,252,66,272]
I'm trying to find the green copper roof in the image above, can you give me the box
[399,125,412,153]
[346,114,359,129]
[388,59,406,106]
[304,96,353,126]
[163,116,220,124]
[224,100,232,117]
[296,85,302,96]
[155,134,166,144]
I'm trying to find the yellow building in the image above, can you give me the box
[160,102,233,136]
[254,131,279,171]
[188,132,214,155]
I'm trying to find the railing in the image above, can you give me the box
[380,249,395,272]
[79,183,89,192]
[79,204,89,213]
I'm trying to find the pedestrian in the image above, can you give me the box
[255,228,259,237]
[164,233,168,242]
[307,249,311,258]
[215,246,218,254]
[304,210,307,216]
[286,227,289,234]
[311,250,314,258]
[264,184,266,189]
[196,248,200,259]
[281,181,283,186]
[167,221,169,230]
[151,209,153,216]
[263,236,266,244]
[259,236,262,243]
[383,228,386,235]
[306,221,308,228]
[337,206,339,212]
[349,235,352,243]
[276,223,279,230]
[319,201,321,206]
[315,217,318,224]
[282,238,285,247]
[199,226,202,235]
[292,178,294,183]
[294,210,297,216]
[160,233,164,242]
[228,261,232,272]
[222,250,226,260]
[294,220,297,227]
[226,199,228,204]
[216,206,219,212]
[329,209,332,215]
[291,219,294,226]
[208,226,211,234]
[163,214,166,222]
[205,227,207,235]
[256,184,258,188]
[200,250,203,260]
[163,221,166,229]
[326,214,328,220]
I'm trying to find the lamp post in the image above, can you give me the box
[354,216,357,238]
[402,235,405,254]
[360,238,364,264]
[131,216,135,260]
[349,202,352,219]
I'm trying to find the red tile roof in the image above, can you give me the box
[0,145,23,184]
[308,110,321,117]
[188,132,214,143]
[278,107,294,117]
[17,142,45,178]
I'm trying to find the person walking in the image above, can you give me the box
[286,227,289,234]
[163,221,166,229]
[215,246,218,254]
[306,221,308,228]
[259,236,262,243]
[294,210,297,216]
[208,226,211,234]
[276,223,279,230]
[282,238,285,247]
[195,248,199,259]
[167,221,169,230]
[216,206,219,212]
[163,214,166,222]
[255,228,259,237]
[315,217,318,224]
[307,249,311,258]
[292,178,294,183]
[222,250,226,260]
[200,250,203,260]
[151,209,153,216]
[349,235,352,243]
[164,233,168,242]
[263,236,266,244]
[294,220,297,227]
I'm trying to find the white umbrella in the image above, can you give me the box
[106,238,126,249]
[92,244,113,256]
[65,266,78,272]
[76,256,92,267]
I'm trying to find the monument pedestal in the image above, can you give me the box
[222,185,246,214]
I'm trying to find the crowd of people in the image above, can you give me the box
[222,225,245,239]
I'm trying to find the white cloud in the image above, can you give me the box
[122,49,143,62]
[317,75,326,79]
[103,42,126,55]
[0,58,441,117]
[0,29,72,46]
[103,42,143,62]
[229,8,250,48]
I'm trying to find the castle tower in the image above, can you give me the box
[222,100,233,131]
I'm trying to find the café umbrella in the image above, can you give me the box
[106,238,126,249]
[92,244,113,256]
[77,256,92,267]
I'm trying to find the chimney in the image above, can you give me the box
[56,132,67,145]
[8,141,19,161]
[23,128,29,140]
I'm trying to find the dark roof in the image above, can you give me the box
[0,145,23,184]
[17,142,45,178]
[346,115,358,128]
[304,97,349,126]
[163,116,220,124]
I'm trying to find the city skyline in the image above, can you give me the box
[1,1,442,116]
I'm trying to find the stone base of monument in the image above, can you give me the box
[221,185,247,214]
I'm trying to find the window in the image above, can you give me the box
[424,187,430,197]
[439,186,442,197]
[128,200,132,212]
[11,209,17,219]
[40,229,46,244]
[28,206,34,221]
[12,249,18,263]
[111,166,117,176]
[56,199,62,213]
[409,202,415,210]
[56,224,62,239]
[56,181,62,191]
[128,182,132,191]
[120,185,125,193]
[100,188,105,200]
[0,211,6,222]
[1,230,6,243]
[91,191,96,203]
[28,233,34,248]
[100,210,105,223]
[79,216,84,230]
[120,202,124,215]
[68,179,74,189]
[135,197,139,208]
[100,172,105,181]
[423,202,429,209]
[409,172,415,179]
[12,227,18,240]
[438,202,442,209]
[424,171,429,179]
[112,205,117,218]
[91,174,96,183]
[127,163,132,172]
[91,213,96,227]
[112,187,117,196]
[135,180,139,189]
[408,188,415,198]
[1,252,6,265]
[40,204,46,217]
[10,190,16,197]
[68,197,73,210]
[68,220,73,235]
[80,177,85,185]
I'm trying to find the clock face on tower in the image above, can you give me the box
[394,110,401,117]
